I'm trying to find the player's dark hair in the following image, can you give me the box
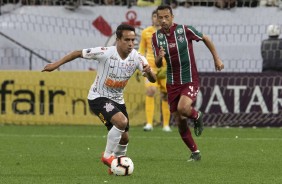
[116,24,135,39]
[156,5,173,15]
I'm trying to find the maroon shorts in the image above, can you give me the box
[167,82,199,113]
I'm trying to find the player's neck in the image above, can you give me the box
[163,23,174,34]
[117,48,128,60]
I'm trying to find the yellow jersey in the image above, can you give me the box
[138,26,166,70]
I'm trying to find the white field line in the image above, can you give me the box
[0,133,282,141]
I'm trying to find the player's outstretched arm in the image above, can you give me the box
[42,50,82,72]
[202,35,224,71]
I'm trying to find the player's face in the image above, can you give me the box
[117,30,135,55]
[157,9,174,32]
[152,13,159,27]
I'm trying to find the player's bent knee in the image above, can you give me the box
[111,112,128,130]
[146,88,157,96]
[177,106,191,116]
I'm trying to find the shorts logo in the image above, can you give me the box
[104,102,114,112]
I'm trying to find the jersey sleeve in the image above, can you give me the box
[138,29,147,55]
[186,25,203,42]
[82,47,107,60]
[136,53,149,75]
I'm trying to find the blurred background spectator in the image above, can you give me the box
[137,0,161,6]
[260,0,280,6]
[237,0,259,7]
[215,0,236,9]
[261,24,282,72]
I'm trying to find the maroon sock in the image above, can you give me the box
[188,108,198,120]
[180,127,198,152]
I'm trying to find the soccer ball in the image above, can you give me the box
[110,156,134,176]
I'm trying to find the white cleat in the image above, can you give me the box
[162,126,172,132]
[143,124,153,131]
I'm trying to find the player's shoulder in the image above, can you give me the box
[175,24,190,30]
[98,46,116,54]
[131,49,145,59]
[90,46,112,52]
[152,29,159,36]
[130,49,139,57]
[143,26,154,32]
[184,25,198,32]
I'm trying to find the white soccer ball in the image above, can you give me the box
[110,156,134,176]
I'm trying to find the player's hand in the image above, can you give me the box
[214,58,224,71]
[142,64,152,74]
[42,63,59,72]
[158,46,166,58]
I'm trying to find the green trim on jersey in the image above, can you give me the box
[175,25,191,83]
[187,25,203,38]
[155,30,174,84]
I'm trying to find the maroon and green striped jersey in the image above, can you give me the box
[152,23,203,85]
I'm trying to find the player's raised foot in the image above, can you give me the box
[101,153,115,167]
[143,124,153,131]
[162,126,172,132]
[187,151,201,162]
[193,111,204,137]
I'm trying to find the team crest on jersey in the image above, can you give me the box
[177,35,185,43]
[158,33,164,39]
[104,102,114,112]
[177,28,184,34]
[126,63,135,73]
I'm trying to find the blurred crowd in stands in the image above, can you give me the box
[1,0,282,8]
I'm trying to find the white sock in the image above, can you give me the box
[103,126,124,158]
[114,144,128,157]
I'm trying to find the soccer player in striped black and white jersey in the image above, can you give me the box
[152,5,224,161]
[42,24,157,173]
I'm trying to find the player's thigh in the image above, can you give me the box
[88,97,129,131]
[178,83,199,110]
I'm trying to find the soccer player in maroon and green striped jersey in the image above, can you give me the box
[152,5,224,161]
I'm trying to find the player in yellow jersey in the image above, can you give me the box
[138,10,171,132]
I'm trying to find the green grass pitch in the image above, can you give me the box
[0,125,282,184]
